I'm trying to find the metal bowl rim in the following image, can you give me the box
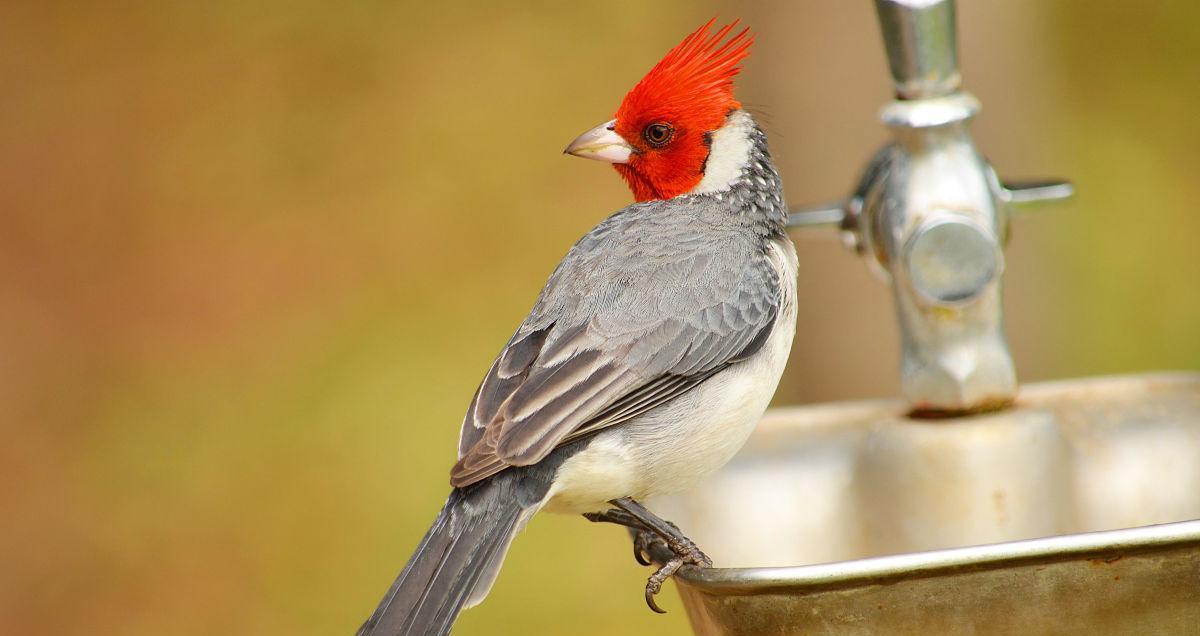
[659,519,1200,595]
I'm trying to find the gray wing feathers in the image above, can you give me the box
[452,201,783,487]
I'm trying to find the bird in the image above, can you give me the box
[357,19,796,636]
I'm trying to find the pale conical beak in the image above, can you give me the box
[563,119,632,164]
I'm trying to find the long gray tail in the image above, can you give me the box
[356,476,538,636]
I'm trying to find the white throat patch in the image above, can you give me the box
[690,109,755,196]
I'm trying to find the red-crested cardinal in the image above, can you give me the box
[358,19,796,635]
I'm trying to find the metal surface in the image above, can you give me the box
[1000,180,1076,207]
[785,0,1075,413]
[667,521,1200,636]
[786,204,846,229]
[875,0,960,99]
[649,373,1200,634]
[857,101,1019,413]
[786,181,1073,230]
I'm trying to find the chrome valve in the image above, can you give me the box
[787,0,1073,413]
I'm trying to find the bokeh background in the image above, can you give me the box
[2,1,1198,634]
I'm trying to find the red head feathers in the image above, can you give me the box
[613,20,754,201]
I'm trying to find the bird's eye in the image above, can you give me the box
[642,122,674,148]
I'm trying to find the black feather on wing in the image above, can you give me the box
[558,309,777,446]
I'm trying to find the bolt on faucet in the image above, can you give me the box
[788,0,1073,414]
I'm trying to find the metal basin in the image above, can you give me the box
[650,372,1200,634]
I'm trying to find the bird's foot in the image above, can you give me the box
[664,531,712,569]
[639,530,711,613]
[584,498,713,613]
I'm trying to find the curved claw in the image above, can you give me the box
[633,529,660,566]
[645,585,667,614]
[634,541,652,566]
[643,557,683,614]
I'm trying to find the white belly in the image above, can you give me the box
[544,239,798,514]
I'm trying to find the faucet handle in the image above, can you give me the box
[786,178,1074,232]
[786,202,846,228]
[786,199,864,255]
[1000,179,1075,209]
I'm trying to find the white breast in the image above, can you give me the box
[545,238,798,514]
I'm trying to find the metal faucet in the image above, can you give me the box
[788,0,1073,413]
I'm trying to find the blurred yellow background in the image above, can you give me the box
[2,1,1197,634]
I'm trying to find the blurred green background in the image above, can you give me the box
[2,1,1197,634]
